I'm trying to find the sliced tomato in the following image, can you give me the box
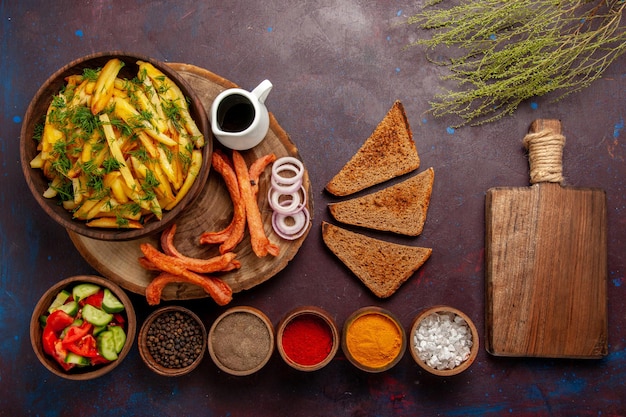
[66,334,99,358]
[81,290,104,309]
[90,354,111,366]
[45,310,75,332]
[42,327,58,356]
[112,313,126,328]
[53,339,74,371]
[62,322,93,347]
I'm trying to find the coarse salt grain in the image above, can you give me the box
[413,311,473,370]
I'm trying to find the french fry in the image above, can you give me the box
[68,80,91,108]
[111,96,178,147]
[30,152,44,169]
[87,217,143,229]
[156,146,177,186]
[91,58,124,115]
[164,149,202,210]
[232,151,279,257]
[139,75,169,132]
[137,60,204,147]
[64,74,83,87]
[99,114,137,191]
[42,176,63,198]
[73,197,99,219]
[136,131,158,159]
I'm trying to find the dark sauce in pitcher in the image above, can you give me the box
[217,94,256,132]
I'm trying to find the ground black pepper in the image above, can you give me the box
[146,310,204,369]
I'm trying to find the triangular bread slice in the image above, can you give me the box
[328,167,434,236]
[321,222,432,298]
[325,101,420,196]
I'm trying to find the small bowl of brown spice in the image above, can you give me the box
[138,306,207,377]
[208,306,274,376]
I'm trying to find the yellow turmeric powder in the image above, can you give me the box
[345,312,402,369]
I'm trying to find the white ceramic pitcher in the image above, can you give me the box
[210,79,273,150]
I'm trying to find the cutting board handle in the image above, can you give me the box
[523,119,565,185]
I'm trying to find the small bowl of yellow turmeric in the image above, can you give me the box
[341,306,406,373]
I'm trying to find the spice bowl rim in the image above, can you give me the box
[408,305,479,377]
[341,306,406,373]
[138,305,207,377]
[276,306,340,372]
[30,275,137,380]
[207,305,275,376]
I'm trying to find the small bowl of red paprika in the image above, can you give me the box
[30,275,136,380]
[276,306,339,372]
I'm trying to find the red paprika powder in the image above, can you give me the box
[281,314,333,366]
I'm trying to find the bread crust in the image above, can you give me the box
[328,167,434,236]
[321,222,432,298]
[325,101,420,196]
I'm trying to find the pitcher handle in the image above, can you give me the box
[251,79,273,104]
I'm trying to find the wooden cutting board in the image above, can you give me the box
[485,119,608,358]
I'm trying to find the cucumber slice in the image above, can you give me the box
[108,325,127,354]
[65,352,90,366]
[72,283,101,302]
[97,330,119,361]
[47,290,71,313]
[102,288,125,314]
[54,300,79,317]
[82,304,113,327]
[93,325,107,336]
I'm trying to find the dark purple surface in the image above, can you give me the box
[1,1,625,416]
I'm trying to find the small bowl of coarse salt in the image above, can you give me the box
[408,306,479,376]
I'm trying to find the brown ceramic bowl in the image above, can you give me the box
[342,306,406,373]
[138,306,207,377]
[408,305,479,376]
[20,51,212,241]
[276,306,339,372]
[208,306,274,376]
[30,275,136,380]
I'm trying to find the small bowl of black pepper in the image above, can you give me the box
[138,306,207,377]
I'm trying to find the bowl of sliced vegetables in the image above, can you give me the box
[30,275,136,380]
[20,51,212,241]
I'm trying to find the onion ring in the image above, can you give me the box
[272,208,310,240]
[270,175,302,194]
[272,157,304,184]
[268,186,305,214]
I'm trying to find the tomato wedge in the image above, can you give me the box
[66,334,99,358]
[45,310,75,332]
[81,290,104,309]
[62,322,93,347]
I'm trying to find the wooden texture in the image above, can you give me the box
[68,64,312,300]
[485,119,608,358]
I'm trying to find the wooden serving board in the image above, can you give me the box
[68,64,312,301]
[485,119,608,358]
